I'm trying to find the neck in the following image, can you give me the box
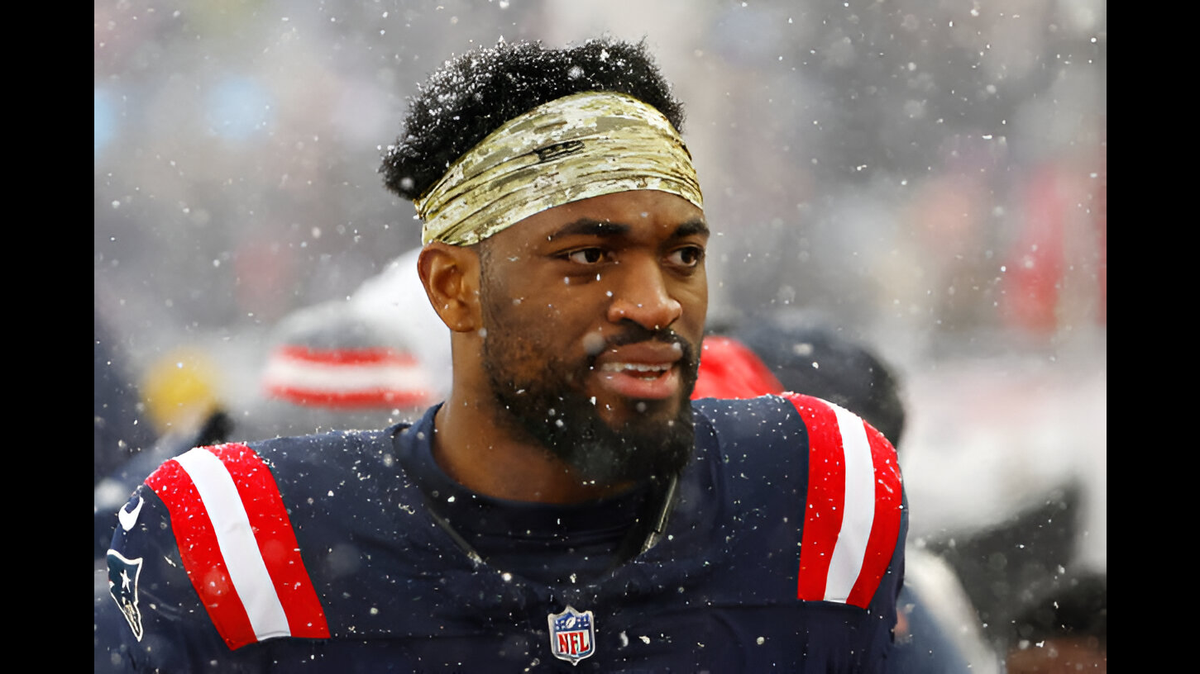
[431,390,635,504]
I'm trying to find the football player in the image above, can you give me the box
[99,38,907,672]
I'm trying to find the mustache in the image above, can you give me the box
[609,322,685,348]
[587,322,697,368]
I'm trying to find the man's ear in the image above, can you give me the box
[418,243,482,333]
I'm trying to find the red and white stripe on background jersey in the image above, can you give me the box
[782,393,904,609]
[262,345,434,409]
[145,443,330,650]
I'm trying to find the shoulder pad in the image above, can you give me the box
[781,393,904,609]
[143,442,330,650]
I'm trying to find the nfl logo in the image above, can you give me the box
[547,605,596,665]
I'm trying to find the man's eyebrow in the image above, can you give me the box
[548,219,631,240]
[548,217,710,241]
[671,218,710,239]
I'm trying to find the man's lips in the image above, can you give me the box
[592,343,684,401]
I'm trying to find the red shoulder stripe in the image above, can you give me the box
[145,444,329,650]
[782,393,904,609]
[146,455,258,649]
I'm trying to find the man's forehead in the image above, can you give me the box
[545,217,710,242]
[513,190,707,241]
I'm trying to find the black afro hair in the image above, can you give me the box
[380,37,685,203]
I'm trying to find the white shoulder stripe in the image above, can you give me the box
[822,401,876,603]
[175,448,292,641]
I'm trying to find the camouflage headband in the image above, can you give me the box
[415,91,703,246]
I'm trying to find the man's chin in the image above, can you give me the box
[562,404,696,485]
[593,395,684,428]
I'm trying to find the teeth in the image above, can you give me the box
[600,362,670,373]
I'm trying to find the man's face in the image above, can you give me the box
[477,190,709,485]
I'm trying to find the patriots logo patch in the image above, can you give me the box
[107,549,145,642]
[548,605,595,665]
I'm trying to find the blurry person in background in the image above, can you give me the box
[725,310,907,448]
[94,309,157,488]
[249,297,438,438]
[94,340,233,561]
[923,480,1098,660]
[348,246,454,400]
[693,309,1001,674]
[97,38,908,672]
[1002,572,1105,673]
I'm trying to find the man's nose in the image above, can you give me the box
[605,255,683,331]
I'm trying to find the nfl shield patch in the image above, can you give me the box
[547,605,596,665]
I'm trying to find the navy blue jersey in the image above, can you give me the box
[99,394,907,672]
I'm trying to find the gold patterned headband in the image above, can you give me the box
[415,91,703,246]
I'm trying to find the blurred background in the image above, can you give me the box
[95,0,1105,666]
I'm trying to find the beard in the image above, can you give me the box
[480,300,699,486]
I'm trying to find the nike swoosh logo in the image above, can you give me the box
[119,496,144,532]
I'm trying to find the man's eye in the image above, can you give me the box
[567,248,605,264]
[667,246,704,267]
